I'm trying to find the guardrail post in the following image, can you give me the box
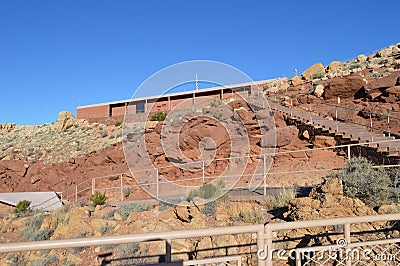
[257,229,266,266]
[265,225,273,266]
[156,169,159,198]
[344,223,351,266]
[165,239,172,262]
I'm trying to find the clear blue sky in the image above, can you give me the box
[1,0,399,124]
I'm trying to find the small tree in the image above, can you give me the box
[14,200,32,215]
[150,112,167,122]
[90,192,107,207]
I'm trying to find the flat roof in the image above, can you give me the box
[77,79,281,109]
[0,192,63,211]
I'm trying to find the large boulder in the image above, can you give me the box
[302,63,325,80]
[314,84,324,97]
[326,61,341,72]
[55,111,75,131]
[323,73,366,99]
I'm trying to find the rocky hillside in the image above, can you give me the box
[0,179,398,265]
[0,112,122,164]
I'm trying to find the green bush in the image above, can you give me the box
[115,121,122,127]
[209,98,223,107]
[90,192,107,207]
[14,200,32,215]
[326,157,390,205]
[150,112,167,122]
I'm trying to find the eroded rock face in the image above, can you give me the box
[323,74,366,99]
[284,178,376,221]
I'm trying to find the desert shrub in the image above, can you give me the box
[201,201,217,217]
[28,254,58,266]
[14,200,32,216]
[117,243,151,265]
[90,192,107,207]
[115,121,122,127]
[75,200,87,207]
[326,157,390,205]
[101,209,117,219]
[102,244,117,251]
[211,110,223,120]
[209,98,223,107]
[265,187,297,210]
[20,215,53,241]
[52,206,70,224]
[228,204,265,224]
[187,181,225,200]
[100,225,114,235]
[71,246,86,254]
[117,202,150,219]
[150,112,167,122]
[122,187,132,198]
[109,135,115,139]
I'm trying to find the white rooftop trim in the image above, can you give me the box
[77,79,280,109]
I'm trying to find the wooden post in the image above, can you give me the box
[75,185,78,202]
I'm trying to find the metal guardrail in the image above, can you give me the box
[0,214,399,265]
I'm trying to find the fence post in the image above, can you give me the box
[347,145,351,161]
[202,161,205,184]
[388,114,390,137]
[335,107,339,132]
[120,174,124,201]
[91,178,95,195]
[75,185,78,202]
[156,169,159,198]
[165,239,172,263]
[263,155,267,197]
[369,112,373,132]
